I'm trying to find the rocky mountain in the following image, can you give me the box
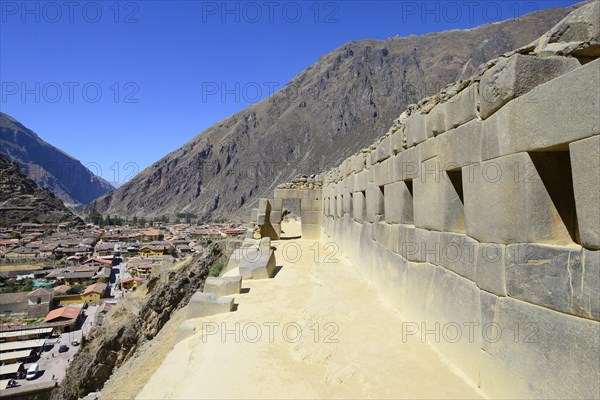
[87,4,579,220]
[0,155,81,226]
[0,112,114,206]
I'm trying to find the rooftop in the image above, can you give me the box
[44,306,81,322]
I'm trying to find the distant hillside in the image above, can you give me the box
[87,4,578,219]
[0,155,81,226]
[0,112,113,205]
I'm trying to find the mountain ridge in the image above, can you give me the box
[0,112,114,205]
[0,154,82,226]
[87,4,579,220]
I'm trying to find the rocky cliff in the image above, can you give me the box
[0,154,81,226]
[86,5,577,220]
[0,112,114,206]
[51,250,223,400]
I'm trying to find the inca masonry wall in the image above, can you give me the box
[318,19,600,399]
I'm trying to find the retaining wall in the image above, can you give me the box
[317,9,600,398]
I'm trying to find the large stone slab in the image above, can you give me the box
[463,152,573,245]
[578,248,600,321]
[301,210,322,225]
[366,182,384,223]
[352,191,366,222]
[570,135,600,249]
[301,198,320,212]
[438,119,482,171]
[476,243,507,296]
[479,290,499,354]
[354,170,369,192]
[274,188,322,200]
[351,153,366,172]
[478,54,580,119]
[238,249,276,279]
[479,297,600,399]
[392,146,419,182]
[271,198,283,211]
[403,261,436,321]
[371,246,408,311]
[187,292,234,318]
[425,103,447,137]
[175,320,198,344]
[418,136,440,163]
[414,158,465,233]
[342,193,352,215]
[411,228,441,265]
[482,59,600,160]
[398,224,418,262]
[405,112,428,147]
[390,129,404,154]
[439,232,478,281]
[203,276,242,296]
[539,1,600,48]
[328,196,336,217]
[226,249,244,271]
[269,210,282,224]
[258,237,271,251]
[373,157,392,186]
[414,158,444,231]
[344,174,355,194]
[371,222,392,249]
[258,198,271,214]
[383,181,414,224]
[444,83,477,130]
[427,266,482,385]
[506,243,597,320]
[372,136,392,163]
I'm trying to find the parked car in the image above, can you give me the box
[71,340,80,346]
[58,345,69,353]
[26,364,39,380]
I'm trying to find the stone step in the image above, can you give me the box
[202,276,242,296]
[187,293,234,319]
[239,249,276,280]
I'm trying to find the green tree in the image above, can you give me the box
[66,284,85,295]
[208,243,221,256]
[85,211,103,226]
[209,260,225,277]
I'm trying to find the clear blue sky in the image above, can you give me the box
[0,0,579,185]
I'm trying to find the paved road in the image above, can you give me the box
[15,306,101,388]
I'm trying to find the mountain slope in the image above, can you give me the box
[0,112,114,205]
[87,4,577,220]
[0,155,81,226]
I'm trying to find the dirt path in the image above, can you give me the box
[133,221,483,399]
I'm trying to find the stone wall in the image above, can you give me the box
[28,302,51,318]
[315,4,599,399]
[252,188,323,241]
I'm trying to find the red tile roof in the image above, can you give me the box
[44,306,81,322]
[83,282,108,295]
[120,277,144,284]
[83,257,112,265]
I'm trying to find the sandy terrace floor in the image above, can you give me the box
[136,221,484,399]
